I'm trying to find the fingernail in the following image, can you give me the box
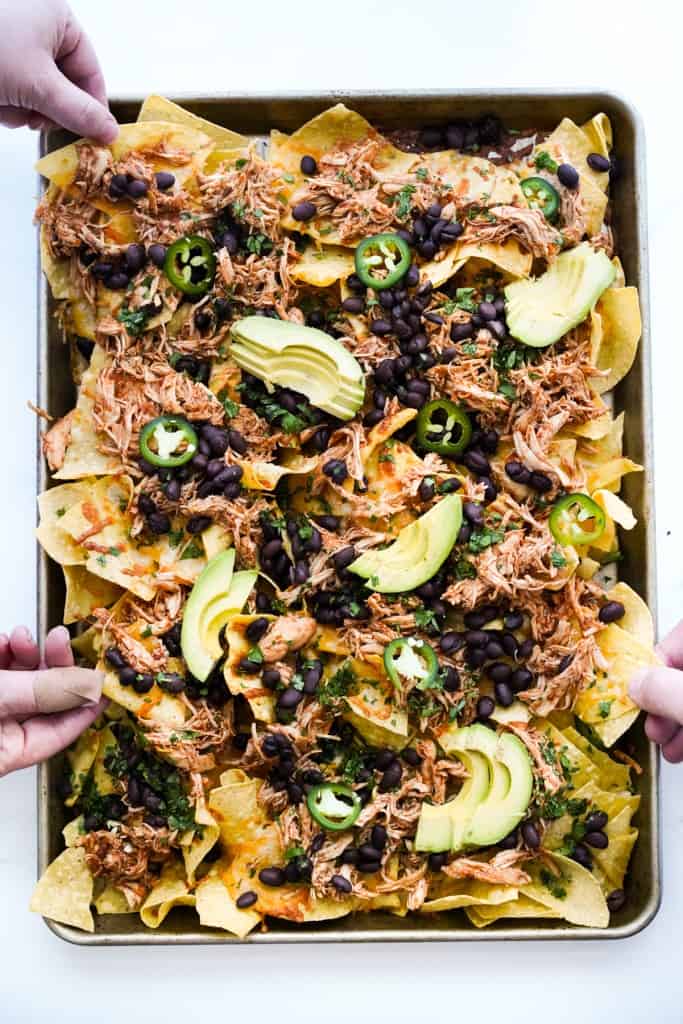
[629,669,647,702]
[51,625,70,642]
[16,626,31,639]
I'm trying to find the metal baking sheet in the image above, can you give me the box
[36,90,659,944]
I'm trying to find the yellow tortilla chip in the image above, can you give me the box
[223,615,276,722]
[592,708,640,747]
[448,238,532,283]
[101,667,187,728]
[342,660,409,750]
[36,481,91,565]
[522,853,609,927]
[607,581,655,648]
[30,846,94,932]
[91,724,119,796]
[137,94,248,150]
[591,287,642,394]
[422,880,518,913]
[63,565,122,624]
[238,453,319,491]
[589,489,636,555]
[467,894,559,927]
[140,860,195,928]
[543,117,610,193]
[202,522,233,560]
[291,244,355,287]
[40,224,71,300]
[54,346,123,480]
[64,725,101,806]
[94,885,136,915]
[195,872,260,938]
[71,623,103,665]
[417,150,526,207]
[581,114,612,159]
[182,795,220,883]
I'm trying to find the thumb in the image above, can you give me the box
[629,666,683,724]
[31,61,117,143]
[0,667,103,718]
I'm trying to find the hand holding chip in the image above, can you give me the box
[0,1,117,142]
[0,626,106,777]
[630,619,683,763]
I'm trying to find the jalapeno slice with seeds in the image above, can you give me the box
[139,415,198,468]
[383,636,439,691]
[549,493,606,546]
[415,399,472,457]
[306,783,361,831]
[164,234,216,296]
[521,176,560,222]
[354,232,412,290]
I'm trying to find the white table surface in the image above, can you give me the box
[1,1,681,1020]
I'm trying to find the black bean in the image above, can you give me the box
[505,460,531,484]
[286,781,304,807]
[371,825,387,851]
[106,271,130,290]
[155,171,175,191]
[147,511,171,535]
[501,632,518,657]
[224,481,241,500]
[405,264,420,288]
[394,355,412,376]
[292,200,316,221]
[238,657,262,675]
[485,640,504,660]
[587,153,610,173]
[494,680,514,707]
[488,662,511,685]
[478,301,497,322]
[83,814,104,832]
[293,560,308,584]
[516,638,534,660]
[125,243,146,274]
[262,538,283,560]
[418,239,437,260]
[572,843,593,869]
[133,673,154,694]
[416,477,435,503]
[277,687,304,710]
[148,243,167,268]
[370,318,392,336]
[185,515,211,535]
[465,630,488,649]
[480,429,500,455]
[331,874,353,894]
[510,667,533,692]
[481,477,498,504]
[504,610,523,630]
[487,320,507,342]
[261,669,281,691]
[105,646,127,670]
[607,889,626,913]
[463,450,491,476]
[246,617,269,643]
[202,424,230,455]
[195,311,212,331]
[557,163,579,189]
[157,672,185,694]
[439,631,463,655]
[330,546,355,573]
[118,666,136,687]
[259,867,286,887]
[477,696,495,719]
[299,154,317,175]
[364,409,384,428]
[521,820,541,850]
[108,172,128,198]
[584,830,609,850]
[463,501,484,527]
[599,601,625,624]
[127,178,148,199]
[584,811,608,833]
[163,477,180,502]
[402,747,422,767]
[227,429,247,455]
[498,829,518,851]
[529,471,553,493]
[440,221,464,244]
[357,861,380,874]
[323,459,348,484]
[358,844,382,863]
[420,127,444,148]
[346,273,365,294]
[428,851,448,871]
[236,890,258,909]
[341,296,365,315]
[379,762,402,792]
[441,666,461,693]
[313,514,339,533]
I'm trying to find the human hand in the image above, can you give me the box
[0,625,106,777]
[0,0,117,142]
[629,619,683,762]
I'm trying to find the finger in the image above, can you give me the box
[44,626,75,669]
[9,627,40,669]
[657,619,683,670]
[644,713,680,746]
[56,18,109,109]
[0,697,108,776]
[629,666,683,723]
[663,728,683,764]
[0,106,32,130]
[0,667,103,718]
[0,635,10,671]
[31,61,118,144]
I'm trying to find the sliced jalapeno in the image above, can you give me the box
[549,493,606,546]
[354,232,412,290]
[521,176,560,222]
[139,415,198,468]
[383,636,439,691]
[164,234,216,296]
[415,399,472,457]
[306,783,361,831]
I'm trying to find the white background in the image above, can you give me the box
[1,1,682,1020]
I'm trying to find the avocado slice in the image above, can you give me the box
[348,494,462,593]
[415,750,491,852]
[229,316,365,421]
[180,549,235,682]
[442,724,534,848]
[200,570,258,661]
[505,242,616,348]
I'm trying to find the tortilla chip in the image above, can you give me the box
[447,239,532,283]
[417,150,526,207]
[581,114,612,159]
[421,880,518,913]
[30,847,94,932]
[238,454,319,491]
[522,853,609,927]
[137,94,248,150]
[607,581,655,648]
[343,661,409,750]
[94,885,136,915]
[195,872,260,938]
[291,244,355,287]
[223,615,276,721]
[63,565,122,624]
[201,522,233,561]
[39,224,72,300]
[140,860,195,928]
[101,667,187,728]
[64,725,101,806]
[589,489,636,555]
[53,346,123,479]
[592,708,640,747]
[466,894,560,927]
[71,624,103,665]
[419,247,468,288]
[543,117,610,194]
[591,287,642,394]
[182,795,220,883]
[36,481,91,565]
[561,725,632,791]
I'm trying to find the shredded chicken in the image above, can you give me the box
[464,205,561,261]
[79,823,177,907]
[259,615,317,662]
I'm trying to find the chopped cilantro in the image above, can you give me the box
[247,645,264,665]
[454,557,477,580]
[235,158,248,170]
[319,661,356,706]
[414,606,440,633]
[56,507,66,517]
[284,844,306,861]
[535,151,558,173]
[551,549,568,568]
[117,305,148,337]
[217,388,239,419]
[415,166,429,181]
[180,539,203,560]
[598,699,613,719]
[498,380,516,400]
[468,526,505,554]
[168,528,185,549]
[539,868,567,900]
[393,184,416,220]
[140,626,152,639]
[245,233,273,256]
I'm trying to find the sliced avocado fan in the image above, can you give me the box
[504,242,616,348]
[348,494,462,594]
[230,316,365,421]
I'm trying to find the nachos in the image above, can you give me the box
[31,99,654,936]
